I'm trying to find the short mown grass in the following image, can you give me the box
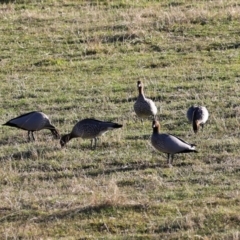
[1,0,240,239]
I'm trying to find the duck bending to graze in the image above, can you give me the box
[60,118,123,148]
[187,105,209,133]
[151,120,197,165]
[134,80,157,120]
[3,111,60,141]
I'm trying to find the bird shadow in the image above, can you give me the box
[0,133,59,147]
[0,145,60,162]
[0,151,33,162]
[111,97,137,104]
[61,141,123,150]
[0,0,15,3]
[35,160,175,182]
[85,161,169,177]
[12,202,148,224]
[0,135,28,146]
[171,161,194,167]
[0,200,148,224]
[125,134,151,140]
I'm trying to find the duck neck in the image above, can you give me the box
[50,129,59,138]
[138,86,144,96]
[193,120,199,133]
[153,126,159,134]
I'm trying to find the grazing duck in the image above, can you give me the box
[3,111,60,141]
[187,105,209,133]
[151,120,197,165]
[60,118,123,148]
[134,80,157,120]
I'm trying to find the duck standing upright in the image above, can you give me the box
[60,118,122,148]
[187,105,209,133]
[151,120,197,165]
[3,111,60,141]
[134,80,157,120]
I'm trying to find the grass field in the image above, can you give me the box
[1,0,240,239]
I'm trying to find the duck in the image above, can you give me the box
[187,105,209,133]
[60,118,123,148]
[134,80,157,120]
[151,120,197,165]
[3,111,60,141]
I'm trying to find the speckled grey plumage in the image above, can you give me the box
[151,120,197,165]
[134,80,157,120]
[3,111,60,141]
[60,118,123,148]
[187,105,209,133]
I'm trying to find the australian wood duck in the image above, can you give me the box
[134,80,157,120]
[187,105,209,133]
[60,118,122,148]
[151,120,197,165]
[3,111,60,141]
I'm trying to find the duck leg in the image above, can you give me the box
[32,131,35,141]
[94,137,97,149]
[167,153,174,166]
[28,131,31,141]
[90,138,97,149]
[27,131,35,141]
[167,153,171,164]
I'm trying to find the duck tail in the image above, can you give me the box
[113,123,123,129]
[3,121,13,126]
[179,149,198,153]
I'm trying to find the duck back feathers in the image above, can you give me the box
[151,120,197,164]
[60,118,122,148]
[3,111,54,131]
[71,118,122,138]
[3,111,60,140]
[187,106,209,133]
[151,133,197,155]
